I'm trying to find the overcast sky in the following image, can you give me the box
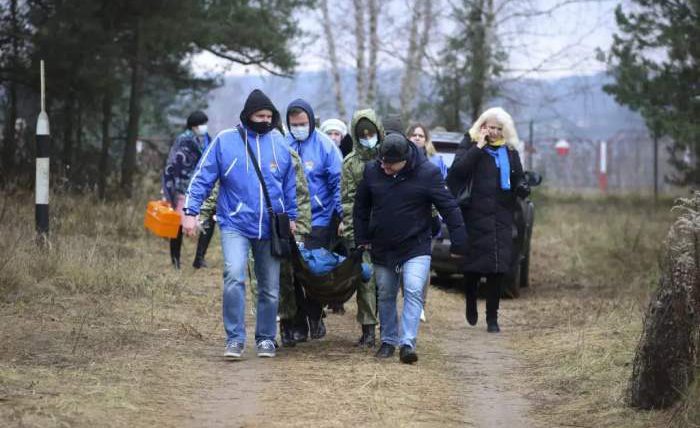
[191,0,621,79]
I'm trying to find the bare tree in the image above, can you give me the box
[366,0,379,106]
[400,0,433,122]
[353,0,367,107]
[320,0,347,118]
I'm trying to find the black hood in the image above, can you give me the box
[239,89,280,130]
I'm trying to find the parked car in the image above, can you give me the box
[430,131,542,297]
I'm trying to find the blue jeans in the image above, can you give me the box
[375,255,431,348]
[220,230,280,345]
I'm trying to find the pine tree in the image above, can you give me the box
[603,0,700,186]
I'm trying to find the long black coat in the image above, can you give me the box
[354,143,467,268]
[446,138,525,274]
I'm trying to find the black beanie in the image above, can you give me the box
[240,89,279,126]
[186,110,208,128]
[383,114,404,136]
[379,133,411,163]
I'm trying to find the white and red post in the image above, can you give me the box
[598,140,608,192]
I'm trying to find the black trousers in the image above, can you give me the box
[295,226,333,321]
[464,272,503,321]
[170,226,183,264]
[169,220,216,266]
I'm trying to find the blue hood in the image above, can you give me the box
[286,98,316,137]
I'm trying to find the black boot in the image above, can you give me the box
[309,317,326,339]
[280,320,296,347]
[292,315,308,343]
[399,345,418,364]
[486,275,502,333]
[170,227,183,270]
[356,324,376,348]
[375,343,395,358]
[193,219,215,269]
[466,296,478,326]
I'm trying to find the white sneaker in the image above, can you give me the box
[420,309,426,322]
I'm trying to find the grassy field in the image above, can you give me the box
[507,191,697,428]
[0,187,697,427]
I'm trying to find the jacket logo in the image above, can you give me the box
[304,160,314,170]
[270,161,278,172]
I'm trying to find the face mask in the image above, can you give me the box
[247,119,274,135]
[291,125,309,141]
[195,124,208,135]
[359,135,378,149]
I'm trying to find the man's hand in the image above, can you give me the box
[337,221,345,236]
[182,215,198,237]
[290,220,297,234]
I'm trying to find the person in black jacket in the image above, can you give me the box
[354,134,467,364]
[446,107,529,333]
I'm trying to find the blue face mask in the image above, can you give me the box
[291,125,310,141]
[359,135,378,149]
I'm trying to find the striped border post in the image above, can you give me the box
[36,60,50,241]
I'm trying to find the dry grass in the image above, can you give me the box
[0,188,224,426]
[506,191,688,427]
[2,186,696,427]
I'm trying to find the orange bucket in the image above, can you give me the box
[144,200,181,239]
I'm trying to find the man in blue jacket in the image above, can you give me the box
[354,133,467,364]
[285,99,343,341]
[183,89,297,360]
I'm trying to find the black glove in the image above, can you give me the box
[430,216,442,238]
[449,242,468,257]
[515,181,531,198]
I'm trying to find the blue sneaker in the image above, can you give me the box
[224,341,244,360]
[256,339,276,358]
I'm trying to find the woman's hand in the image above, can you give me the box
[477,127,489,149]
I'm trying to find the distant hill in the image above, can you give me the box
[204,70,646,142]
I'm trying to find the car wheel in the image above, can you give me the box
[520,253,530,288]
[503,263,521,298]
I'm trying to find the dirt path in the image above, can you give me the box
[430,298,535,428]
[176,285,539,428]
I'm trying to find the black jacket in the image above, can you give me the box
[446,137,525,274]
[354,143,467,268]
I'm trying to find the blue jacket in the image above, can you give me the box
[429,154,448,179]
[184,126,297,239]
[286,99,343,227]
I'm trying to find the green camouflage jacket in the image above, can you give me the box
[341,109,385,242]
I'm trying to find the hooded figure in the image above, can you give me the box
[340,108,385,347]
[183,89,297,360]
[286,99,343,230]
[285,98,343,340]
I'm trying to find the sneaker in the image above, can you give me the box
[420,308,426,322]
[399,345,418,364]
[487,320,501,333]
[256,339,277,357]
[224,342,244,360]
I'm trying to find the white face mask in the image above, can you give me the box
[195,124,208,135]
[359,135,378,149]
[291,125,310,141]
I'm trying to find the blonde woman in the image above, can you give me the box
[407,123,448,179]
[446,107,529,333]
